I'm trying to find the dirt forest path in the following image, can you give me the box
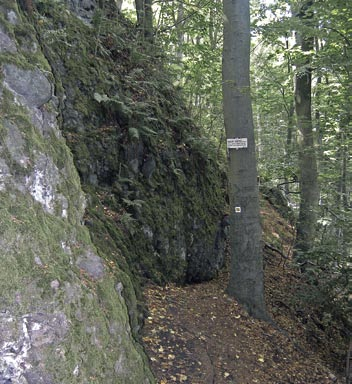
[141,273,342,384]
[141,200,345,384]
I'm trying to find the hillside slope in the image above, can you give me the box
[142,198,347,383]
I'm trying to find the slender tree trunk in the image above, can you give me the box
[337,58,352,258]
[176,0,184,60]
[293,1,319,264]
[342,54,352,210]
[209,0,220,50]
[144,0,153,41]
[283,31,296,195]
[223,0,267,320]
[135,0,144,26]
[135,0,153,41]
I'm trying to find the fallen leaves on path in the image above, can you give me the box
[142,274,341,384]
[141,199,344,384]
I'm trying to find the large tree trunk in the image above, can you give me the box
[293,1,319,265]
[222,0,267,320]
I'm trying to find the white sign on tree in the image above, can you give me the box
[227,138,248,149]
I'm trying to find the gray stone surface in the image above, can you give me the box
[0,26,16,52]
[4,120,30,168]
[66,0,98,21]
[76,248,106,280]
[0,158,11,191]
[3,64,52,108]
[0,311,66,384]
[6,10,18,24]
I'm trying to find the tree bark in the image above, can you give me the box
[176,0,184,60]
[222,0,267,320]
[293,1,319,264]
[135,0,153,42]
[144,0,153,41]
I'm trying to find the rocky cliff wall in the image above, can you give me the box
[0,0,227,382]
[0,1,154,382]
[31,0,227,286]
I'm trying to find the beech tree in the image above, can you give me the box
[222,0,267,320]
[293,0,319,264]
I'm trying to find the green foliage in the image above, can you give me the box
[152,0,224,147]
[252,0,351,332]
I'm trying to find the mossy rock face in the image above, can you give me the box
[33,0,227,285]
[0,2,154,383]
[0,0,226,381]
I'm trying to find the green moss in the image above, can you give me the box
[0,10,51,71]
[32,0,227,283]
[22,0,224,343]
[1,0,227,379]
[37,275,155,383]
[0,2,157,383]
[0,162,153,382]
